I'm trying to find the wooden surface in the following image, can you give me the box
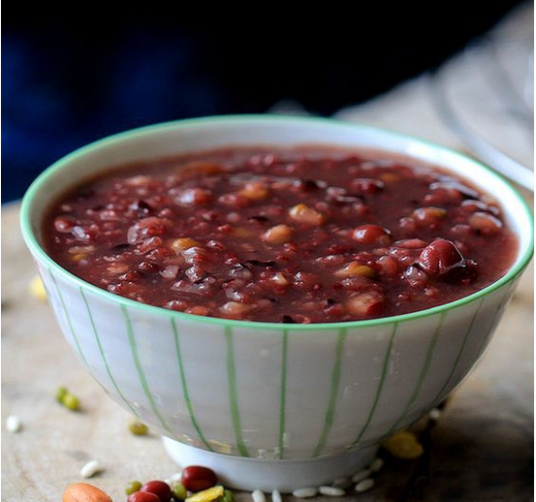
[2,200,533,502]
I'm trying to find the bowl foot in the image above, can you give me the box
[162,437,378,492]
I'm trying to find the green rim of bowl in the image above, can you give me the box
[20,114,534,331]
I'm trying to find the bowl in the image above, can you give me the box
[20,115,533,491]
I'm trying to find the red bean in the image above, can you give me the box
[352,225,391,245]
[140,480,172,502]
[181,466,218,493]
[127,491,162,502]
[416,239,464,276]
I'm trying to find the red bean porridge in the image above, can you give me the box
[44,148,517,323]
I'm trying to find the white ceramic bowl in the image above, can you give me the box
[20,116,533,491]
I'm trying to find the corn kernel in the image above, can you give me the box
[185,485,224,502]
[71,253,88,262]
[335,262,376,278]
[29,275,47,301]
[381,431,424,459]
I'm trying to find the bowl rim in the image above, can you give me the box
[20,114,534,331]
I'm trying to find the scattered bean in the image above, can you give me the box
[182,466,218,493]
[141,480,172,502]
[251,489,266,502]
[292,487,318,498]
[62,392,80,411]
[62,482,112,502]
[171,482,188,500]
[129,418,149,435]
[128,492,162,502]
[355,478,375,493]
[126,481,143,495]
[221,489,235,502]
[6,415,22,433]
[80,460,103,478]
[318,486,345,496]
[381,431,424,459]
[29,275,47,301]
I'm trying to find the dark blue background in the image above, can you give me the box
[2,3,525,202]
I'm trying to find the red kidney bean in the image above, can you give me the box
[127,491,162,502]
[139,480,172,502]
[181,466,218,493]
[352,225,391,245]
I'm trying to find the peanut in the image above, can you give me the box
[62,482,112,502]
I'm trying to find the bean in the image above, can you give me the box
[128,493,162,502]
[126,481,143,495]
[262,224,294,245]
[171,482,188,500]
[382,431,424,459]
[352,224,391,245]
[288,204,326,225]
[181,466,218,493]
[141,480,172,502]
[128,418,149,435]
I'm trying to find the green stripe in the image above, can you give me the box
[48,270,89,368]
[472,289,511,359]
[312,328,347,458]
[349,323,398,449]
[170,318,214,451]
[121,305,173,434]
[225,326,249,457]
[430,298,485,406]
[387,312,446,435]
[80,288,137,415]
[278,329,289,459]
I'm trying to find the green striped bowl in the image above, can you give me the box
[20,116,533,491]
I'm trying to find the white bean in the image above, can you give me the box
[252,489,266,502]
[355,478,375,493]
[80,460,102,478]
[6,415,22,433]
[271,489,282,502]
[369,457,384,472]
[292,487,318,498]
[351,468,371,483]
[319,486,345,496]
